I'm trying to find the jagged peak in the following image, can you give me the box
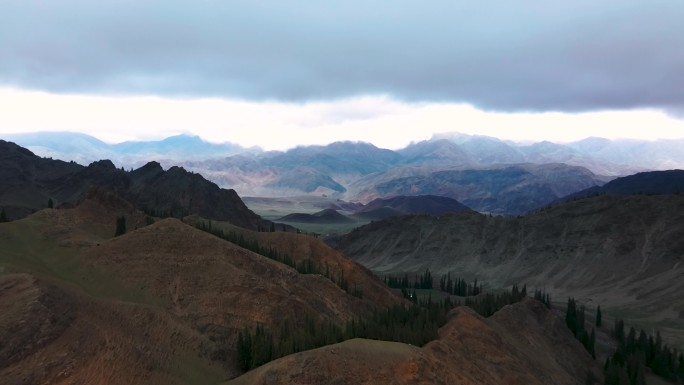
[139,161,163,171]
[86,159,116,169]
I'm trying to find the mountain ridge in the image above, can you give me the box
[13,132,684,216]
[0,139,262,228]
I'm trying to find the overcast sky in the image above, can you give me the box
[1,0,683,150]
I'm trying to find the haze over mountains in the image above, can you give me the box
[10,131,684,216]
[9,131,684,175]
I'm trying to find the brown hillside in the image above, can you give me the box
[227,298,600,385]
[84,218,400,334]
[0,193,404,383]
[338,194,684,346]
[0,273,225,385]
[182,216,402,309]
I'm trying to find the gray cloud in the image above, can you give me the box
[1,0,683,113]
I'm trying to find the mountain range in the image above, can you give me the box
[13,131,684,215]
[10,132,684,178]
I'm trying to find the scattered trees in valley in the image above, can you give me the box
[563,298,684,385]
[604,318,684,385]
[198,221,684,382]
[439,271,483,296]
[385,270,483,296]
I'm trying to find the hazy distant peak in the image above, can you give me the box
[430,132,503,144]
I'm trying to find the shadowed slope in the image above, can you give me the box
[338,194,684,346]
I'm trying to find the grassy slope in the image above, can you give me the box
[0,213,226,385]
[1,199,406,384]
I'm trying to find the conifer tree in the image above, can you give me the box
[566,298,578,336]
[48,198,54,208]
[596,305,602,327]
[114,216,127,236]
[0,208,7,222]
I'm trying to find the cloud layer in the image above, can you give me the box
[1,1,683,114]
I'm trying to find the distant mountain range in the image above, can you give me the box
[3,131,255,168]
[10,131,684,177]
[6,131,684,215]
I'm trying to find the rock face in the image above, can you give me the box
[0,140,261,228]
[227,299,600,385]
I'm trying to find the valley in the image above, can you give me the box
[2,137,684,384]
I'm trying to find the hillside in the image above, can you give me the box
[227,299,600,385]
[338,194,684,346]
[0,192,403,383]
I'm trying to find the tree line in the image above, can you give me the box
[384,270,483,296]
[565,298,596,359]
[235,283,530,372]
[439,272,483,297]
[604,318,684,385]
[563,298,684,385]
